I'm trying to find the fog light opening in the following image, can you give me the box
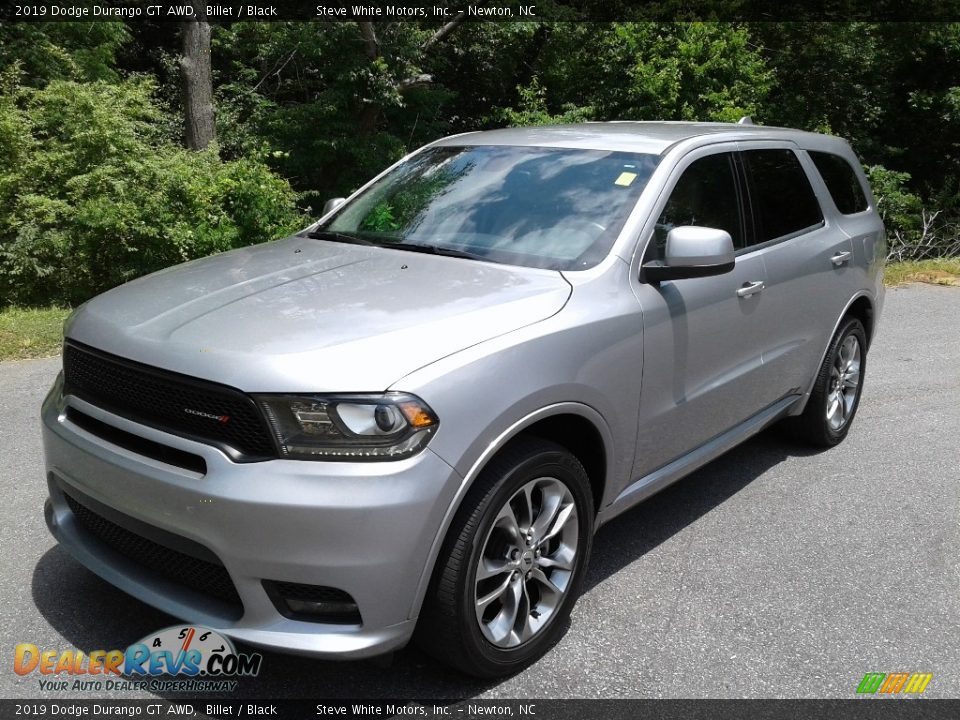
[262,580,362,625]
[286,598,359,618]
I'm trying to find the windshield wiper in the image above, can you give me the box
[308,232,490,262]
[305,229,376,246]
[383,242,490,262]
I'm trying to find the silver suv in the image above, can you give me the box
[42,122,885,677]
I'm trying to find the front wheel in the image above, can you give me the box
[416,438,594,677]
[789,317,867,447]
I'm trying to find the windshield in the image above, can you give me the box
[320,145,660,270]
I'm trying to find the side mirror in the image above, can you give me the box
[322,197,346,216]
[642,226,736,282]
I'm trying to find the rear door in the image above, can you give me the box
[737,143,856,393]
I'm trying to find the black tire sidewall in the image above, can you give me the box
[455,445,594,675]
[814,318,867,444]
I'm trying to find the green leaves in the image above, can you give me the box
[0,21,130,86]
[3,19,960,307]
[504,23,771,126]
[0,78,303,307]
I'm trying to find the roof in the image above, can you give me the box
[433,121,845,155]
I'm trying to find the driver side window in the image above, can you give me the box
[652,152,744,260]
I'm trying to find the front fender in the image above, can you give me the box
[403,400,614,622]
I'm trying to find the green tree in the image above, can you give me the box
[0,21,130,85]
[515,23,772,123]
[753,23,960,195]
[0,77,303,307]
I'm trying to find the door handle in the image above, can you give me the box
[736,281,765,298]
[831,251,852,266]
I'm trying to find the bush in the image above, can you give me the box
[0,77,304,307]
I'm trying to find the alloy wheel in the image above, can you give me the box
[826,334,862,431]
[473,477,579,648]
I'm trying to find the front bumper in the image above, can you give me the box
[41,376,461,658]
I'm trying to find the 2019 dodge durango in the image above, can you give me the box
[42,121,885,676]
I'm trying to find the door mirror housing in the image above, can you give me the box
[322,197,347,216]
[642,226,736,282]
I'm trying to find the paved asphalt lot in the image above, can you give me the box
[1,283,958,700]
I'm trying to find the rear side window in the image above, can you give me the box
[742,149,824,244]
[809,151,868,214]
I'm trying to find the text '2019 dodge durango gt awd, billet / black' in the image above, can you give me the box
[42,121,884,677]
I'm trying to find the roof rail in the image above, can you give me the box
[737,116,754,125]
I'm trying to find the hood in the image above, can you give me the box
[66,236,572,392]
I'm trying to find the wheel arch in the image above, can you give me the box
[408,402,613,621]
[517,414,607,513]
[789,291,875,416]
[845,294,875,348]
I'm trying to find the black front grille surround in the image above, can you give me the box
[66,407,208,474]
[63,488,243,614]
[63,341,277,461]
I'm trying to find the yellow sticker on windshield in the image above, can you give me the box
[614,171,638,186]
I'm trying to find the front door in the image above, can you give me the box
[631,148,771,478]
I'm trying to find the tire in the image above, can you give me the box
[415,437,594,677]
[789,317,867,447]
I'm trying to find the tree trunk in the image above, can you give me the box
[357,22,380,136]
[180,10,215,151]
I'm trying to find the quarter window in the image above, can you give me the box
[652,152,744,259]
[742,149,824,243]
[809,151,868,215]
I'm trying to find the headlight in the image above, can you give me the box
[255,393,438,461]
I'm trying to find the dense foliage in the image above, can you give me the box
[1,19,958,307]
[0,73,303,306]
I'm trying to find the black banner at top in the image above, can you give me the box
[3,0,960,22]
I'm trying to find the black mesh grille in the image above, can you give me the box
[267,581,354,604]
[64,491,243,611]
[63,341,276,460]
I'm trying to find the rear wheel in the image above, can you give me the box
[416,438,594,677]
[789,317,867,447]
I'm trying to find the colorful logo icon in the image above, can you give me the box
[856,672,932,695]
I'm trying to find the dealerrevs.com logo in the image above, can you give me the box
[14,625,262,693]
